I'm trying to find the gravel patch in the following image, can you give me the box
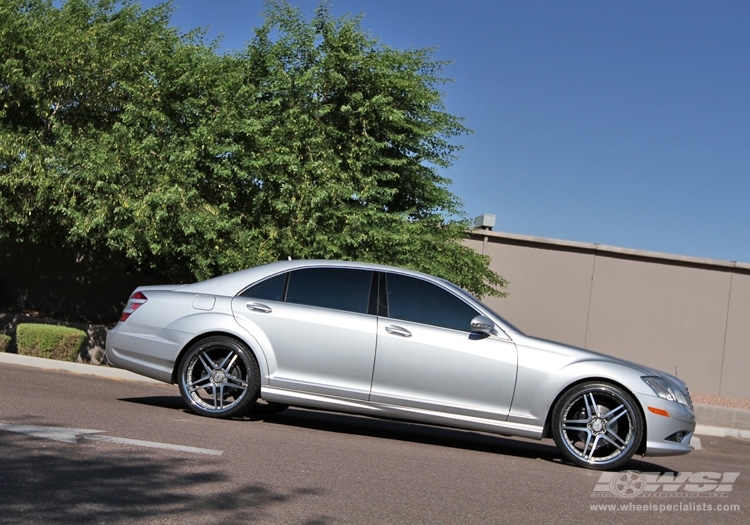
[693,392,750,410]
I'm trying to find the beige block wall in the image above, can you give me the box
[466,231,750,398]
[467,237,594,347]
[584,257,730,395]
[722,274,750,398]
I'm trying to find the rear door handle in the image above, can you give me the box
[246,302,272,313]
[385,325,412,338]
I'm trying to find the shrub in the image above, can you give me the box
[0,334,10,352]
[16,324,87,361]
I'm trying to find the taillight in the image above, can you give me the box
[120,291,148,322]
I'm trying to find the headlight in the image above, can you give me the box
[642,376,689,406]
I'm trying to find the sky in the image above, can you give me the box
[138,0,750,263]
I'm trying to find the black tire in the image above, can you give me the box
[178,336,260,418]
[551,381,643,470]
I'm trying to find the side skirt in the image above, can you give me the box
[261,386,544,440]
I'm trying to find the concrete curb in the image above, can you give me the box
[0,352,162,384]
[694,403,750,432]
[2,352,749,442]
[694,424,750,440]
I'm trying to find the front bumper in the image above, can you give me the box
[637,393,696,457]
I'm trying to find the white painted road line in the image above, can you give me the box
[0,423,223,456]
[83,434,223,456]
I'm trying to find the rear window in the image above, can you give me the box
[286,268,372,314]
[240,267,373,314]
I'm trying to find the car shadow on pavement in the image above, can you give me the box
[117,397,678,473]
[260,408,677,472]
[119,395,189,410]
[278,408,566,461]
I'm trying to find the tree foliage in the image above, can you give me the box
[0,0,506,297]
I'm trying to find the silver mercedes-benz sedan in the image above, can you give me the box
[106,259,695,469]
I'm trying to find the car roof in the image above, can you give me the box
[179,259,523,336]
[181,259,442,297]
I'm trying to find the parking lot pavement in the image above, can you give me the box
[1,351,749,440]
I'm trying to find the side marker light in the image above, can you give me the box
[648,406,670,417]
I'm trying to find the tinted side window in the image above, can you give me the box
[286,268,373,314]
[386,273,478,332]
[240,273,287,301]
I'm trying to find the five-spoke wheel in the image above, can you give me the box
[551,381,643,470]
[178,336,260,418]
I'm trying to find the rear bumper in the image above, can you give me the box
[105,322,179,384]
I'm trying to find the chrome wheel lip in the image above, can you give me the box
[182,342,251,414]
[558,386,637,466]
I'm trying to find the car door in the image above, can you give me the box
[231,267,377,400]
[370,272,518,420]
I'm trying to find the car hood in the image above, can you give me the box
[509,331,688,390]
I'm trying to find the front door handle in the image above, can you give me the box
[385,325,412,338]
[246,302,272,313]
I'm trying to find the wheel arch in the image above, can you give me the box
[170,329,268,385]
[542,376,648,455]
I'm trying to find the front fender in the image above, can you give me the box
[508,351,650,428]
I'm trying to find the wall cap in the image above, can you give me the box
[469,229,750,272]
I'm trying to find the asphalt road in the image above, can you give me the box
[1,364,748,525]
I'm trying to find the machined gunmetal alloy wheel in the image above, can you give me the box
[178,336,261,418]
[551,381,643,470]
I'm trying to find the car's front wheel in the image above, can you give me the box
[551,381,643,470]
[178,336,260,418]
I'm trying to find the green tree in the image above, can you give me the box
[0,0,506,297]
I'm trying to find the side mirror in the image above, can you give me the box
[470,315,495,335]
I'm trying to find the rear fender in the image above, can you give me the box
[166,306,271,384]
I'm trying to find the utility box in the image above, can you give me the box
[473,213,496,230]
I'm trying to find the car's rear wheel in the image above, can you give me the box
[178,336,260,418]
[551,381,643,470]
